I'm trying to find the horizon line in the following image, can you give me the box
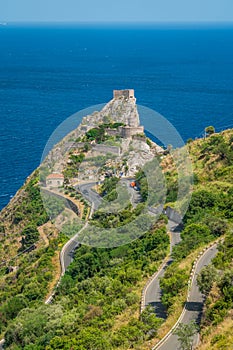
[1,21,233,31]
[2,20,233,26]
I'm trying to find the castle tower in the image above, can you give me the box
[113,89,139,127]
[113,89,135,100]
[111,89,144,138]
[128,111,140,127]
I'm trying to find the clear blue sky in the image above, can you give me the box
[1,0,233,23]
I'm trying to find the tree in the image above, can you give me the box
[4,304,63,348]
[23,281,41,301]
[197,265,218,295]
[140,305,163,337]
[218,269,233,302]
[184,190,217,222]
[205,126,215,137]
[160,266,188,308]
[4,295,28,319]
[83,143,91,152]
[202,216,228,237]
[20,224,39,250]
[44,194,66,219]
[135,169,148,201]
[100,176,119,196]
[77,327,111,349]
[86,127,105,143]
[172,223,212,260]
[187,138,193,144]
[173,321,198,350]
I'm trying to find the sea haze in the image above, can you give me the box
[0,24,233,209]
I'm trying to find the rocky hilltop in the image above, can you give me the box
[74,89,142,136]
[45,89,164,179]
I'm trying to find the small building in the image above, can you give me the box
[46,173,64,188]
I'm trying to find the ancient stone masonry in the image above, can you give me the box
[113,89,135,100]
[44,89,162,174]
[118,125,144,138]
[92,144,121,156]
[106,89,144,138]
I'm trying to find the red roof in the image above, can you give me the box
[46,173,64,179]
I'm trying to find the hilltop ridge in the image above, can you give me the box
[45,89,164,180]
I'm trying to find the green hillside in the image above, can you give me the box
[0,128,232,350]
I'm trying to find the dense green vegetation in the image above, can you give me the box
[4,219,169,349]
[84,123,124,143]
[0,129,232,349]
[63,152,85,180]
[63,122,124,182]
[135,169,148,201]
[12,174,49,227]
[200,233,233,326]
[159,129,233,342]
[20,224,40,251]
[194,232,233,349]
[91,203,146,229]
[42,193,66,220]
[0,233,67,337]
[100,176,120,201]
[135,165,166,207]
[0,172,68,337]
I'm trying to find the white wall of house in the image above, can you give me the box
[46,178,64,188]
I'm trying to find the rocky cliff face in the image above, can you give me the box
[76,94,140,136]
[76,137,157,182]
[100,96,140,127]
[45,93,163,177]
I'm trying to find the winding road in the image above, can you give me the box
[60,221,89,275]
[44,179,142,305]
[141,217,219,350]
[143,220,182,319]
[152,243,218,350]
[76,182,102,210]
[61,179,140,269]
[75,178,141,210]
[0,182,219,350]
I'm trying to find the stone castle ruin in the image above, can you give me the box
[44,88,165,183]
[106,89,144,138]
[113,89,135,100]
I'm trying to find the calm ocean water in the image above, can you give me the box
[0,24,233,209]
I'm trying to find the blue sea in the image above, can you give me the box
[0,24,233,210]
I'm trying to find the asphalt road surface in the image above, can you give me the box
[154,243,218,350]
[61,237,80,272]
[76,178,141,210]
[144,220,181,319]
[60,221,90,274]
[76,182,102,210]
